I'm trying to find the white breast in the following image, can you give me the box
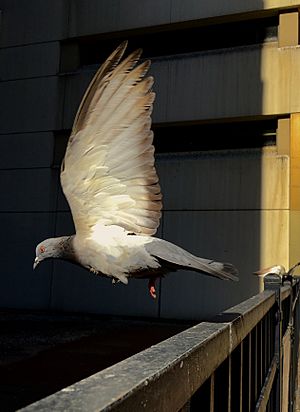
[73,225,160,283]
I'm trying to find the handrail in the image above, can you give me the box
[20,281,300,412]
[20,289,281,412]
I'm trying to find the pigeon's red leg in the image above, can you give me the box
[148,278,157,299]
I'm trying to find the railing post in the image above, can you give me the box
[264,274,283,412]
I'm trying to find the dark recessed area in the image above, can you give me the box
[61,16,278,71]
[153,119,278,153]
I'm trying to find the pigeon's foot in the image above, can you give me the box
[89,266,98,275]
[148,278,157,299]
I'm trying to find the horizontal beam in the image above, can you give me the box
[60,43,300,130]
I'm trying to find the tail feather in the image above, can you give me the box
[145,238,239,281]
[195,261,239,281]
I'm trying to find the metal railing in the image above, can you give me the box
[20,278,300,412]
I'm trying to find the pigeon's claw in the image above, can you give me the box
[148,278,157,299]
[89,266,98,275]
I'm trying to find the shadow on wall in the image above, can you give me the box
[0,0,276,320]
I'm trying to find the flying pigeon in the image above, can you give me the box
[33,42,238,298]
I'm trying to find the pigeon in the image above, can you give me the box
[33,41,238,298]
[253,265,286,278]
[253,262,300,284]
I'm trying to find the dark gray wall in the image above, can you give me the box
[0,0,272,319]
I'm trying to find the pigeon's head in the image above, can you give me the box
[33,238,61,269]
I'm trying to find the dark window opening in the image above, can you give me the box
[61,16,278,72]
[153,119,278,153]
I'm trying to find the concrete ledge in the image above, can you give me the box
[68,0,300,39]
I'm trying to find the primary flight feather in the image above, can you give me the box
[34,42,238,298]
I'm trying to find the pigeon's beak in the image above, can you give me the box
[33,257,40,270]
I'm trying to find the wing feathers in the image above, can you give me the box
[61,43,162,236]
[72,41,128,134]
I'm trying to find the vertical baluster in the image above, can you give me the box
[240,342,243,412]
[251,327,257,409]
[210,373,215,412]
[228,355,232,412]
[242,334,251,412]
[257,321,262,394]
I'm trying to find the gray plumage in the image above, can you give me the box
[144,238,238,281]
[33,42,238,297]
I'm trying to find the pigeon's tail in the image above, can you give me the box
[177,256,238,281]
[193,260,239,282]
[145,238,239,281]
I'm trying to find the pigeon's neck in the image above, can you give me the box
[53,235,76,261]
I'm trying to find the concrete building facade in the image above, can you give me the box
[0,0,300,319]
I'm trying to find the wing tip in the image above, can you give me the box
[222,263,239,281]
[118,40,128,50]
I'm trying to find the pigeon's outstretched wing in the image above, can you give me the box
[61,42,162,236]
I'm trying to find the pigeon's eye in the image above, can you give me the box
[39,245,46,253]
